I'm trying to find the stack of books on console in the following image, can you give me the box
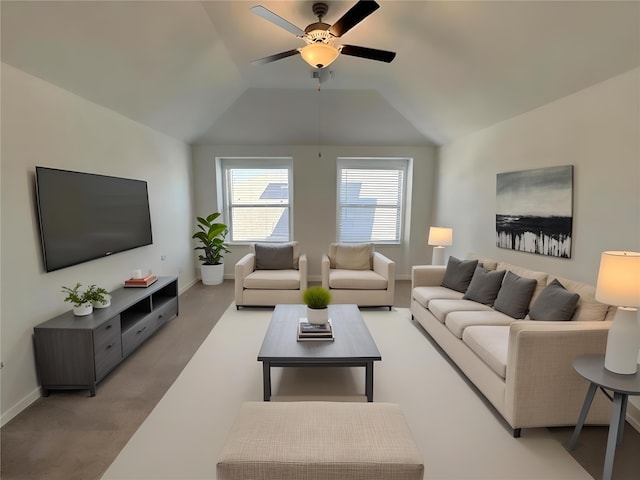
[124,274,157,288]
[297,318,334,342]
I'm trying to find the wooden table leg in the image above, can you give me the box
[603,392,627,480]
[365,361,374,402]
[262,362,271,401]
[569,382,598,450]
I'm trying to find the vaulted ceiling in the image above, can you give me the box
[2,1,638,146]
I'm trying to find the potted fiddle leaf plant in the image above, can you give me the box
[192,212,230,285]
[61,283,94,317]
[303,286,332,325]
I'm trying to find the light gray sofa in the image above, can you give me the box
[411,253,616,436]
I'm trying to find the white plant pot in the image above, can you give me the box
[201,263,224,286]
[73,302,93,317]
[92,294,111,309]
[307,307,329,325]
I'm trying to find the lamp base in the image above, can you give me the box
[431,246,445,266]
[604,307,640,375]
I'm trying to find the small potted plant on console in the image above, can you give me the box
[303,286,332,325]
[85,284,111,309]
[61,283,94,316]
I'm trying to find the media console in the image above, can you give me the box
[34,276,178,396]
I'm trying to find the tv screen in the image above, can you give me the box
[35,167,153,272]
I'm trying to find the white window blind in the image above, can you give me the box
[337,159,408,243]
[220,159,292,242]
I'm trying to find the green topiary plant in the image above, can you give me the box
[303,286,332,309]
[192,212,230,265]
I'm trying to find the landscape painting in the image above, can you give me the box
[496,165,573,258]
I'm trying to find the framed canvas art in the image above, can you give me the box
[496,165,573,258]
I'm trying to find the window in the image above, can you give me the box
[219,158,292,243]
[337,158,409,244]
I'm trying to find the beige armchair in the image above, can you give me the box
[235,242,308,308]
[321,243,395,309]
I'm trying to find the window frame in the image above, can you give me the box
[336,157,410,245]
[218,157,294,244]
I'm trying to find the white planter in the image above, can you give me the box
[73,302,93,317]
[307,307,329,325]
[92,294,111,309]
[201,263,224,285]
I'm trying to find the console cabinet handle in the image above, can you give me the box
[136,325,147,335]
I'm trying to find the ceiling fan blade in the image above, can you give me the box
[251,5,304,37]
[328,0,380,38]
[341,44,396,63]
[251,49,301,66]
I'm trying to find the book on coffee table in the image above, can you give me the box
[298,318,334,341]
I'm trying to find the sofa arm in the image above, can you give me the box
[298,253,308,291]
[321,254,330,289]
[504,320,611,427]
[235,253,255,304]
[411,265,446,289]
[372,252,395,281]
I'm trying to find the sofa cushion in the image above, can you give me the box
[428,298,492,323]
[466,253,498,271]
[445,310,514,338]
[529,279,580,321]
[328,269,387,290]
[493,271,537,319]
[243,270,301,290]
[441,257,478,293]
[463,326,510,379]
[551,275,610,322]
[412,286,464,308]
[496,262,548,303]
[463,267,506,306]
[330,243,373,270]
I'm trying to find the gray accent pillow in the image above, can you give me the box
[493,271,537,319]
[254,243,294,270]
[529,279,580,321]
[441,257,479,293]
[463,266,506,306]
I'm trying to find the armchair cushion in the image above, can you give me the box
[251,242,300,269]
[243,270,301,290]
[329,269,387,290]
[329,243,373,270]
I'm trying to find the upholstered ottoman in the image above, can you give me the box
[217,401,424,480]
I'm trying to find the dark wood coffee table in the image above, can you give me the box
[257,304,382,402]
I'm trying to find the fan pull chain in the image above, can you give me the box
[317,81,322,158]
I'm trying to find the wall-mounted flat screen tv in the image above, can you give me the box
[35,167,153,272]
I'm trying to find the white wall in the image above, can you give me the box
[435,68,640,425]
[191,145,438,280]
[0,64,197,425]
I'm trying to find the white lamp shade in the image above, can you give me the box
[428,227,453,246]
[595,251,640,307]
[299,43,339,68]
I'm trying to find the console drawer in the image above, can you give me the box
[94,316,122,381]
[122,315,157,358]
[154,298,178,328]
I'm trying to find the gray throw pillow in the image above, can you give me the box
[529,279,580,321]
[463,266,506,306]
[462,267,505,306]
[441,257,479,293]
[493,271,537,319]
[254,243,294,270]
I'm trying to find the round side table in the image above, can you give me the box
[568,354,640,480]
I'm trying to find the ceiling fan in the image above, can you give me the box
[251,0,396,69]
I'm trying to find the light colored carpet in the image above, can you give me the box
[102,305,591,480]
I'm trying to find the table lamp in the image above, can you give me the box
[595,251,640,374]
[428,227,453,266]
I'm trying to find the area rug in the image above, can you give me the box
[101,305,591,479]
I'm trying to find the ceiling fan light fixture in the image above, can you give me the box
[299,43,340,69]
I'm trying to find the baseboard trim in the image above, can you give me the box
[1,387,41,427]
[627,398,640,433]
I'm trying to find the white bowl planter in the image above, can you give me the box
[201,263,224,285]
[73,302,93,317]
[307,307,329,325]
[92,294,111,309]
